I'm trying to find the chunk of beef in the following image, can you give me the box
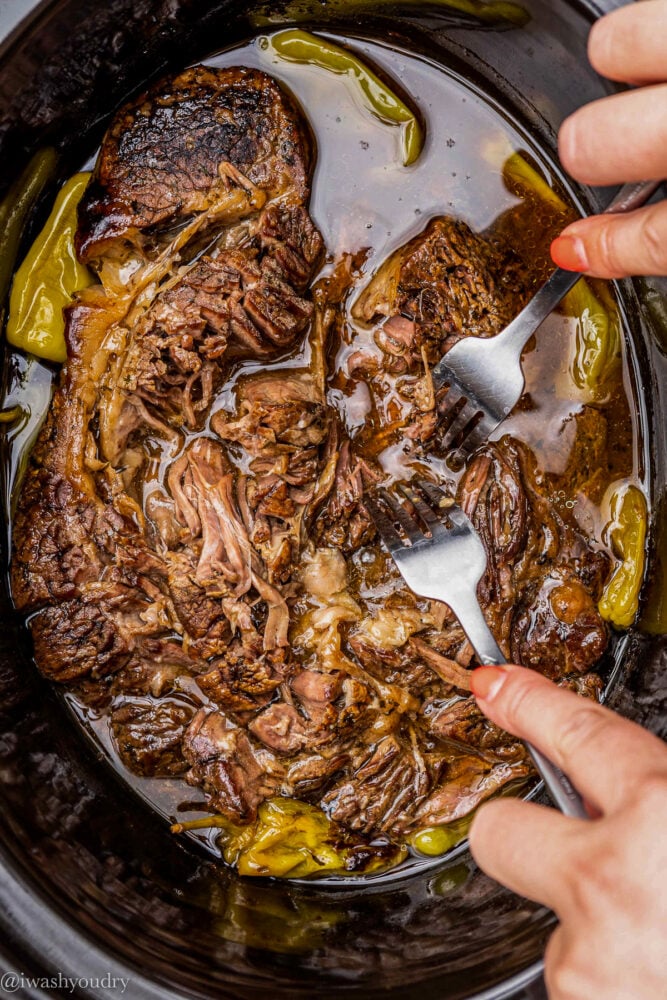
[322,735,430,835]
[168,437,252,591]
[11,292,137,614]
[412,754,531,829]
[212,372,333,584]
[350,634,438,697]
[103,206,324,461]
[166,551,232,655]
[314,440,380,554]
[258,203,325,292]
[197,646,290,714]
[77,66,314,262]
[163,437,290,652]
[352,217,529,373]
[511,575,609,678]
[285,752,349,797]
[30,599,131,682]
[249,703,310,754]
[291,669,343,727]
[110,640,203,697]
[27,565,181,683]
[111,698,195,776]
[458,437,610,675]
[12,468,113,611]
[421,696,523,759]
[183,708,282,822]
[213,372,329,454]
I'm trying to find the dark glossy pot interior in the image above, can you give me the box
[1,2,666,998]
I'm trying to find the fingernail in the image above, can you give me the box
[471,666,508,701]
[551,235,590,272]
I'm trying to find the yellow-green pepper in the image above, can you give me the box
[0,405,24,425]
[6,172,93,364]
[173,797,405,878]
[410,814,472,857]
[0,148,57,305]
[429,0,529,26]
[252,1,528,29]
[599,484,648,629]
[263,29,424,166]
[502,150,568,213]
[563,278,621,399]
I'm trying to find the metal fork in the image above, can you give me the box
[431,179,662,455]
[364,480,588,819]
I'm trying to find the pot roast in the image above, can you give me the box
[11,65,612,870]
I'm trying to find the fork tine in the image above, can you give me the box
[436,388,467,429]
[457,417,490,454]
[416,479,454,513]
[397,482,446,537]
[377,488,424,544]
[417,479,472,533]
[439,403,482,452]
[363,494,405,553]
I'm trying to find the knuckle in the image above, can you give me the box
[499,672,544,732]
[594,223,626,278]
[553,704,609,765]
[568,841,619,914]
[587,17,614,73]
[558,115,585,176]
[628,772,667,819]
[545,951,589,1000]
[640,210,667,274]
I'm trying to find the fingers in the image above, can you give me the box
[589,1,667,85]
[469,797,580,912]
[470,665,667,813]
[559,85,667,185]
[551,200,667,278]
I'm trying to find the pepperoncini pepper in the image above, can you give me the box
[599,484,648,629]
[6,172,93,364]
[502,150,569,214]
[0,405,25,427]
[564,278,621,399]
[410,813,474,857]
[438,0,529,23]
[173,797,405,878]
[263,30,424,167]
[499,150,622,399]
[252,1,528,29]
[0,148,57,306]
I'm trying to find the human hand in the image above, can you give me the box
[551,0,667,278]
[468,664,667,1000]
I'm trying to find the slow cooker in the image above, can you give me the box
[1,1,665,997]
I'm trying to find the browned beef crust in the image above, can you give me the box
[77,66,314,262]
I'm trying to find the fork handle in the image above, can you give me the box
[495,178,663,360]
[455,601,589,820]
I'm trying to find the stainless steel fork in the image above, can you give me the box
[364,479,588,819]
[431,179,662,455]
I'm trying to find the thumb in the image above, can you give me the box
[470,664,666,814]
[551,200,667,279]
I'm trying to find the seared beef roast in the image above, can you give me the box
[12,65,610,869]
